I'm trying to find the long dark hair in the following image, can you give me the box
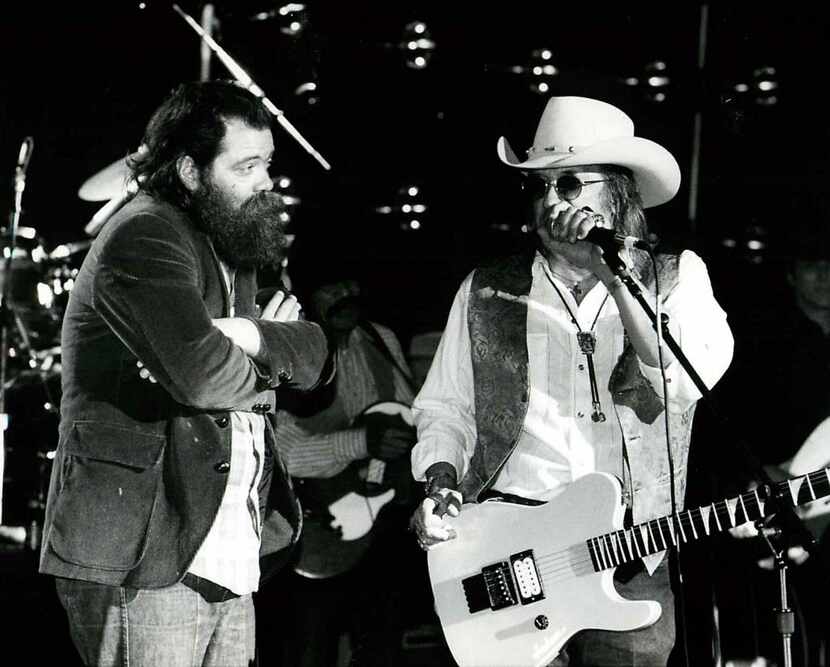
[602,165,651,277]
[129,80,272,209]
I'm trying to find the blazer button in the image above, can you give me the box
[214,461,231,474]
[214,415,230,428]
[252,403,271,415]
[277,369,292,383]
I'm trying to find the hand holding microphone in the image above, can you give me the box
[546,202,648,273]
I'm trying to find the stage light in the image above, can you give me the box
[753,66,779,105]
[250,3,309,35]
[622,60,671,103]
[527,48,558,95]
[730,66,779,106]
[401,21,435,69]
[375,184,430,231]
[271,174,301,224]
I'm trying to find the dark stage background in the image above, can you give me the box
[1,2,830,665]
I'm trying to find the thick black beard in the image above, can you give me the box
[191,180,288,270]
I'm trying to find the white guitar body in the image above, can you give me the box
[326,488,395,541]
[293,401,414,579]
[428,473,661,667]
[428,464,830,666]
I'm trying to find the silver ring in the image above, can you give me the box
[427,492,445,505]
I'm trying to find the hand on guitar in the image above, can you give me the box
[410,463,462,550]
[365,412,416,461]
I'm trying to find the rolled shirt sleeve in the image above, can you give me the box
[636,250,734,412]
[411,273,478,483]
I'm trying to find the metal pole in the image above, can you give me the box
[199,3,214,82]
[687,3,709,234]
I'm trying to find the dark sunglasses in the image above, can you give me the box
[520,172,608,202]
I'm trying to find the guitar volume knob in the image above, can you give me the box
[534,615,549,630]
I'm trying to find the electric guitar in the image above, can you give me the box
[427,466,830,667]
[292,401,414,579]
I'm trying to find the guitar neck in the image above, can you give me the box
[588,467,830,572]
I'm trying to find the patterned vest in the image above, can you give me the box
[463,252,696,524]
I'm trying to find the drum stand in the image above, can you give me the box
[1,139,33,526]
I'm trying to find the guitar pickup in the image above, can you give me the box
[461,551,544,614]
[510,550,544,604]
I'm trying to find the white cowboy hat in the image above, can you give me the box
[497,96,681,208]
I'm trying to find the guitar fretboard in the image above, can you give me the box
[586,467,830,572]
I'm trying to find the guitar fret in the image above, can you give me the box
[674,513,687,543]
[662,517,677,546]
[710,503,724,532]
[616,530,632,563]
[651,519,667,550]
[587,538,601,572]
[597,536,613,569]
[634,525,648,556]
[714,501,731,531]
[741,490,762,523]
[627,528,641,558]
[686,510,700,540]
[594,537,608,570]
[644,522,657,554]
[793,476,810,505]
[724,498,739,527]
[786,477,800,506]
[753,487,766,518]
[737,494,752,525]
[813,470,830,498]
[805,473,817,501]
[700,507,710,535]
[612,533,624,564]
[603,534,618,566]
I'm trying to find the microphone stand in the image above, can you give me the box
[0,141,31,523]
[608,252,814,667]
[758,521,797,667]
[171,4,331,171]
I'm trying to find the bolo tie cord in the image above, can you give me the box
[543,269,610,423]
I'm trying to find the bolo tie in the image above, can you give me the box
[543,269,610,423]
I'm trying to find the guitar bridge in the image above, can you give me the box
[461,550,544,614]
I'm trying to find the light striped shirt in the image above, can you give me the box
[276,324,414,478]
[187,261,267,595]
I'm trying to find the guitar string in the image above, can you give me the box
[514,494,778,581]
[475,471,829,584]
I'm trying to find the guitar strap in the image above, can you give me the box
[358,320,416,395]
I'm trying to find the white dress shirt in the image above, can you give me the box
[411,250,734,502]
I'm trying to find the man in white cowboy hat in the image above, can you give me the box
[409,96,734,666]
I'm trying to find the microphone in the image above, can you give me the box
[584,227,651,253]
[15,137,34,195]
[578,207,650,254]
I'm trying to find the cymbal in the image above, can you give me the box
[78,156,130,202]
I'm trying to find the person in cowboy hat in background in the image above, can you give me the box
[409,96,734,666]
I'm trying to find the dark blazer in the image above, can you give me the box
[39,193,328,588]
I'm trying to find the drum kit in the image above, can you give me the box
[1,158,125,535]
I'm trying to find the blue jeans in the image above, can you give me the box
[550,559,676,666]
[55,578,256,667]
